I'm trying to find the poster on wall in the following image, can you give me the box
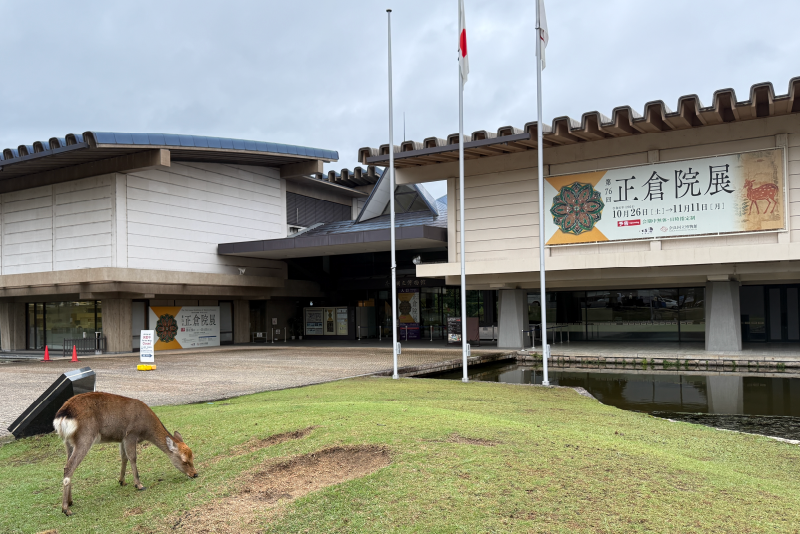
[148,307,220,351]
[544,148,785,246]
[305,308,323,335]
[398,288,421,340]
[336,308,348,335]
[324,308,336,335]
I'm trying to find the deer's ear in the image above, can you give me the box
[166,437,178,452]
[173,431,183,442]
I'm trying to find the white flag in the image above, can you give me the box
[538,0,549,69]
[458,0,469,82]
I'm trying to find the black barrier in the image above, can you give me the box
[7,367,96,439]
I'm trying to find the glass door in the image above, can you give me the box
[766,286,800,342]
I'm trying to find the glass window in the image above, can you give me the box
[679,287,705,341]
[740,286,765,342]
[44,301,100,350]
[220,301,233,344]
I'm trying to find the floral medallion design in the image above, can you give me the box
[155,314,179,343]
[550,182,605,235]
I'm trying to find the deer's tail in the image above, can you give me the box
[53,416,78,441]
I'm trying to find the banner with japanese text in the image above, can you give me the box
[398,288,421,340]
[148,306,220,350]
[544,149,785,245]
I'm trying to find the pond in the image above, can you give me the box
[425,361,800,441]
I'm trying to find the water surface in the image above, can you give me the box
[428,361,800,440]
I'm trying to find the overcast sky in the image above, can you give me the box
[2,0,798,200]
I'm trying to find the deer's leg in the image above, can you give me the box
[123,436,145,490]
[62,435,94,516]
[119,442,128,486]
[63,441,75,507]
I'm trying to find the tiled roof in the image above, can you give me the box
[359,77,800,168]
[1,131,338,163]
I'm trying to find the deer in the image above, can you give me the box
[53,392,198,516]
[744,178,779,215]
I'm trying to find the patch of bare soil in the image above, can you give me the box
[234,426,316,454]
[172,445,391,533]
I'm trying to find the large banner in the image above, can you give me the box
[544,149,785,245]
[148,306,220,350]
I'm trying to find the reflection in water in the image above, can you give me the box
[428,361,800,439]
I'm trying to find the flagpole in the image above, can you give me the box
[536,0,550,386]
[458,3,469,383]
[387,8,399,380]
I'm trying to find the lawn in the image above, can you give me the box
[1,377,799,533]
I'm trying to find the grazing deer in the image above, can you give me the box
[53,392,197,516]
[744,178,779,214]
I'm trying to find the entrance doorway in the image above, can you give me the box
[741,285,800,342]
[766,286,800,342]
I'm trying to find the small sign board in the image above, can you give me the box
[272,317,278,325]
[140,330,155,363]
[447,317,462,344]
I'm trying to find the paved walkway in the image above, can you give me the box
[0,346,506,440]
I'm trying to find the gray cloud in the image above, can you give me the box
[2,0,798,200]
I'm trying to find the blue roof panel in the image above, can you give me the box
[162,133,180,146]
[114,133,134,145]
[178,135,195,147]
[131,133,150,145]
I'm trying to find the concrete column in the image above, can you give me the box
[234,300,250,344]
[705,281,742,351]
[103,299,132,353]
[497,289,526,349]
[0,301,26,351]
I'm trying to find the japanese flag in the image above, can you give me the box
[538,0,549,69]
[458,0,469,83]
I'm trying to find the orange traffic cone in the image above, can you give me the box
[41,346,50,362]
[71,345,79,363]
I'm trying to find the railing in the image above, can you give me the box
[62,335,106,358]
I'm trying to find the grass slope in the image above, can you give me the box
[1,377,799,533]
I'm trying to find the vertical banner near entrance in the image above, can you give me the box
[543,149,785,245]
[148,307,220,350]
[398,288,420,339]
[139,330,155,362]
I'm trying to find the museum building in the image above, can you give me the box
[350,77,800,351]
[2,77,800,353]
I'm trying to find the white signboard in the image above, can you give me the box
[148,306,221,350]
[140,330,155,362]
[544,149,785,245]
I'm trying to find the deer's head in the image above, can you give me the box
[165,431,198,478]
[744,179,754,188]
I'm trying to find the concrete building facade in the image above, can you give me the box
[359,78,800,350]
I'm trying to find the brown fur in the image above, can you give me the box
[53,392,197,516]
